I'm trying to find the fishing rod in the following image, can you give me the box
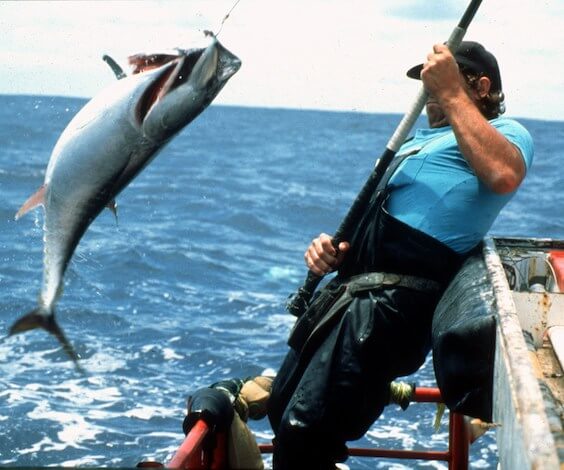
[287,0,484,317]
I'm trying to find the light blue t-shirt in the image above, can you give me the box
[386,117,534,253]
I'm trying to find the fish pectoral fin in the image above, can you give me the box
[9,308,85,374]
[15,184,46,220]
[106,199,119,224]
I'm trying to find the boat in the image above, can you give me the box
[405,235,563,469]
[483,236,563,469]
[141,236,563,470]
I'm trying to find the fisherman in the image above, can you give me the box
[267,41,534,469]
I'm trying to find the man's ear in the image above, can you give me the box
[477,76,492,98]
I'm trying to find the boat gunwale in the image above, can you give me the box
[484,236,561,469]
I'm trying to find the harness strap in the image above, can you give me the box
[346,272,441,295]
[288,271,440,353]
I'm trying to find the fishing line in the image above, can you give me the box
[216,0,243,37]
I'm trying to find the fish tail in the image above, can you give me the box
[9,308,84,373]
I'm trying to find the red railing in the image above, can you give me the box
[167,420,211,469]
[257,387,468,469]
[162,386,469,470]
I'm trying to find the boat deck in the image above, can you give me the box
[536,334,564,407]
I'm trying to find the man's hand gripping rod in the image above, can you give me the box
[287,0,484,317]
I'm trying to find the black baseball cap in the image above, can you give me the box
[406,41,502,93]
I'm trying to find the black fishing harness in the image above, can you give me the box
[288,270,441,354]
[287,144,463,354]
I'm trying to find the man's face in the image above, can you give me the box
[425,96,448,128]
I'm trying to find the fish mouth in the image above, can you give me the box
[216,44,241,82]
[134,50,205,124]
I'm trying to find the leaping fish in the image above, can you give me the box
[11,33,241,369]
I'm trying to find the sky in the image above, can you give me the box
[1,0,563,121]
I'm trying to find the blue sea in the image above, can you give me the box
[0,94,562,469]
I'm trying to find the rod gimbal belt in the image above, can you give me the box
[288,271,441,354]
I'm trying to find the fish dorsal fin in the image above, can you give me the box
[15,185,46,220]
[102,54,126,80]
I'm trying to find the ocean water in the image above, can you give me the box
[0,94,562,468]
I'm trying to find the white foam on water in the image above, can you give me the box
[82,350,128,373]
[59,454,107,467]
[141,344,157,353]
[27,405,104,447]
[227,290,280,304]
[139,343,183,361]
[124,404,178,421]
[145,431,183,439]
[1,382,52,405]
[375,463,414,469]
[58,420,101,446]
[50,381,122,405]
[162,347,183,360]
[17,436,67,456]
[417,461,448,469]
[0,341,75,375]
[267,265,300,281]
[365,424,417,450]
[264,313,295,330]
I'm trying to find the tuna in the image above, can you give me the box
[12,33,241,369]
